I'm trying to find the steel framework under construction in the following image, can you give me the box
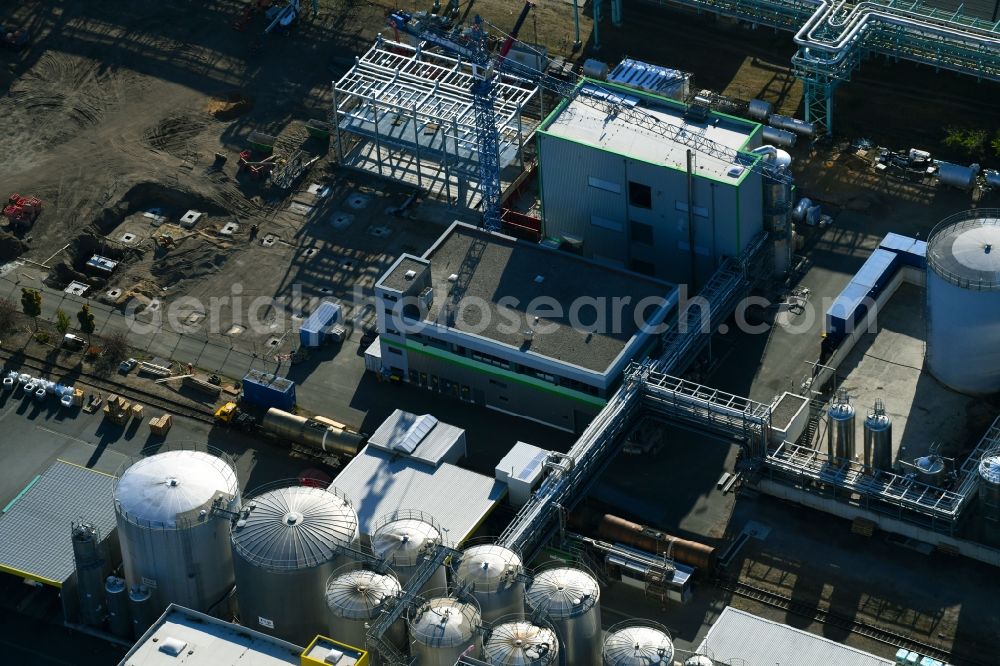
[641,0,1000,133]
[330,36,541,209]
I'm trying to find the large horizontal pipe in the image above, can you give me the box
[261,408,364,456]
[568,511,716,571]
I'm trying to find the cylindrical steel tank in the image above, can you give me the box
[827,391,856,465]
[582,59,609,80]
[326,568,405,655]
[926,212,1000,394]
[747,98,773,121]
[684,656,714,666]
[408,597,482,666]
[979,452,1000,523]
[985,169,1000,188]
[452,544,525,624]
[129,584,155,639]
[232,484,360,645]
[105,576,131,639]
[914,455,947,486]
[113,448,239,616]
[72,522,107,627]
[767,114,816,137]
[483,620,559,666]
[525,567,602,666]
[602,621,674,666]
[761,125,796,148]
[261,408,363,456]
[371,510,447,593]
[567,512,716,570]
[863,399,893,472]
[936,161,980,190]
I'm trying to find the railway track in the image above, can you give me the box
[714,576,967,664]
[1,350,216,426]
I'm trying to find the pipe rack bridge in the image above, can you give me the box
[499,235,774,559]
[639,0,1000,134]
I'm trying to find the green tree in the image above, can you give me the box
[20,288,41,332]
[77,304,96,342]
[56,309,71,336]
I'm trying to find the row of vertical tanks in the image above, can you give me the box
[826,392,894,473]
[110,450,674,663]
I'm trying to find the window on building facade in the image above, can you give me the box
[628,181,652,209]
[630,220,654,245]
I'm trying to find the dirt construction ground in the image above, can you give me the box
[2,0,998,318]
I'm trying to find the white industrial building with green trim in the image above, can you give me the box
[372,222,677,431]
[536,80,764,285]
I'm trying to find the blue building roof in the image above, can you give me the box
[300,301,341,336]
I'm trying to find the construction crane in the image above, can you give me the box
[388,2,792,231]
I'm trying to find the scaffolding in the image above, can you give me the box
[331,37,540,209]
[639,0,1000,133]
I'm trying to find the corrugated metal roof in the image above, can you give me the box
[607,58,689,98]
[332,446,504,543]
[368,409,466,466]
[300,300,341,335]
[0,460,117,586]
[118,604,302,665]
[697,607,893,666]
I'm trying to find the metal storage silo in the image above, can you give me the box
[129,584,155,639]
[525,567,602,666]
[483,620,559,666]
[453,544,525,624]
[408,596,482,666]
[979,452,1000,523]
[371,510,447,593]
[105,576,131,639]
[863,399,893,472]
[325,568,405,654]
[926,211,1000,395]
[232,484,360,645]
[113,448,239,616]
[602,621,674,666]
[826,390,856,465]
[71,522,107,627]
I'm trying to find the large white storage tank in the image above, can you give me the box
[371,510,447,593]
[452,544,525,624]
[483,620,559,665]
[602,621,674,665]
[926,211,1000,395]
[408,596,483,666]
[113,448,239,616]
[525,566,602,666]
[231,484,359,645]
[325,568,405,655]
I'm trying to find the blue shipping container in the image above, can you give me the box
[825,249,899,339]
[242,370,296,411]
[879,232,927,269]
[300,301,342,348]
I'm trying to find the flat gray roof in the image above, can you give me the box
[698,607,893,666]
[0,460,116,586]
[395,224,674,373]
[119,604,302,666]
[541,85,758,180]
[378,256,429,293]
[332,445,504,543]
